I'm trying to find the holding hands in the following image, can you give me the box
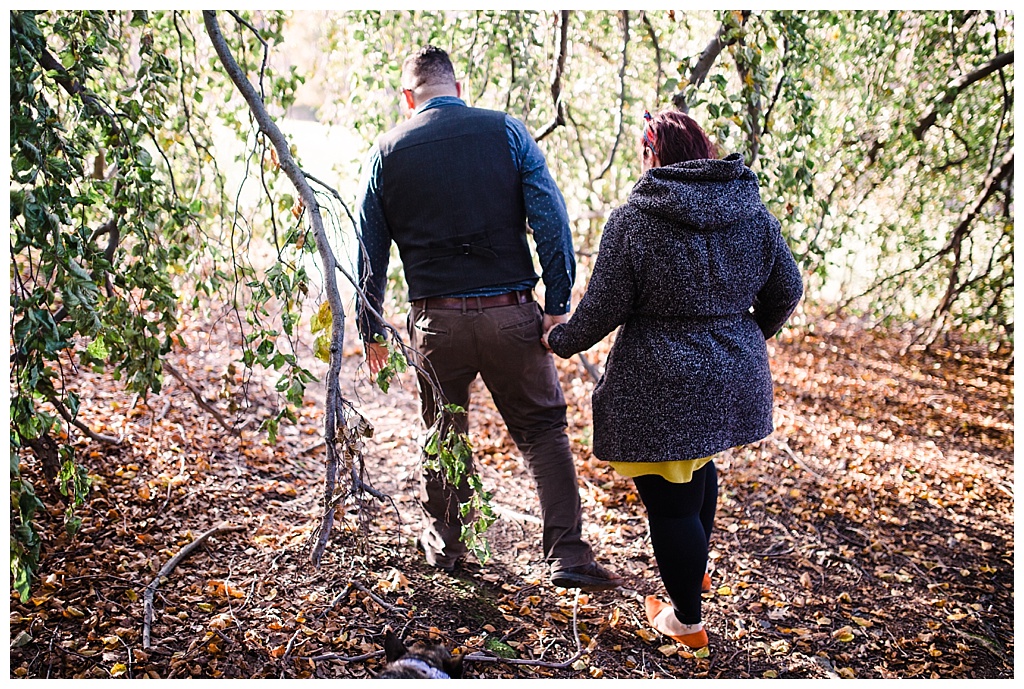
[541,312,567,352]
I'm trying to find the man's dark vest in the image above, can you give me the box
[378,105,539,300]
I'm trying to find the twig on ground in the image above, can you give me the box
[463,590,583,668]
[280,628,305,678]
[776,439,828,481]
[163,361,238,436]
[577,352,602,382]
[303,649,385,664]
[492,502,542,525]
[142,522,245,649]
[352,581,408,614]
[155,397,172,422]
[46,394,122,445]
[319,582,354,618]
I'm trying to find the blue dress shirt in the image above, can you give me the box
[356,96,575,341]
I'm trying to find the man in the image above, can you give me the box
[356,46,621,591]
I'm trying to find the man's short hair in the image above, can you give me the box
[401,45,456,91]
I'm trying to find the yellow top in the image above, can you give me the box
[609,456,714,484]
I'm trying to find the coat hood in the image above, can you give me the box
[628,153,765,231]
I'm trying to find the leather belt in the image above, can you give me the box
[413,290,534,310]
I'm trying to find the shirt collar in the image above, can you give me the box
[415,95,467,115]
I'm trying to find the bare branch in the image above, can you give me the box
[534,10,570,142]
[914,50,1014,140]
[835,148,1013,318]
[576,352,602,382]
[143,523,245,648]
[596,11,630,180]
[203,10,349,568]
[673,11,751,111]
[641,11,664,103]
[46,394,122,446]
[163,361,239,436]
[733,41,762,164]
[926,148,1014,324]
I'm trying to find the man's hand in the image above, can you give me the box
[365,341,389,376]
[542,312,568,332]
[541,313,568,352]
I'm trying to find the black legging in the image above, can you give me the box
[633,461,718,625]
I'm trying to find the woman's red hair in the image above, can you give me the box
[642,110,718,165]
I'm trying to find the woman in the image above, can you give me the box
[543,110,802,651]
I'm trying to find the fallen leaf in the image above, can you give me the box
[832,626,855,642]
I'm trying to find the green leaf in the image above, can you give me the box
[86,337,109,360]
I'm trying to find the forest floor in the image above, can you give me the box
[8,307,1015,679]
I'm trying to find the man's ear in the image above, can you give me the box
[403,88,416,112]
[455,81,462,99]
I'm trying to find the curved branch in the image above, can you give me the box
[834,148,1014,315]
[534,10,570,142]
[927,148,1014,320]
[641,11,663,103]
[914,50,1014,140]
[563,105,594,186]
[143,522,245,649]
[203,11,348,568]
[596,11,630,180]
[163,361,239,436]
[673,11,751,111]
[46,394,122,446]
[464,590,583,668]
[733,41,762,164]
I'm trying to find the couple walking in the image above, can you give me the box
[356,46,803,652]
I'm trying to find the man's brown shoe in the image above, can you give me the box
[550,561,624,591]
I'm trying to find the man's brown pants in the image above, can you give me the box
[408,299,594,572]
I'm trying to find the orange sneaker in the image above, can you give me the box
[702,571,711,593]
[644,596,708,650]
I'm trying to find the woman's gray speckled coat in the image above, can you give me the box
[547,153,803,463]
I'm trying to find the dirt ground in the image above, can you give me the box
[8,309,1015,679]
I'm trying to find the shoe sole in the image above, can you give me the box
[551,576,624,591]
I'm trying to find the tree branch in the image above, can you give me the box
[734,40,762,164]
[914,50,1013,140]
[673,11,750,111]
[641,11,664,104]
[163,361,239,437]
[203,11,349,568]
[46,394,122,446]
[924,148,1014,328]
[596,11,630,180]
[835,148,1013,320]
[143,522,245,648]
[534,10,570,142]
